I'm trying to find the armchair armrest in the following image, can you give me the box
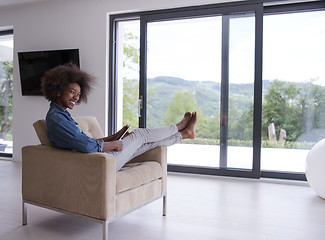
[130,146,167,165]
[129,146,167,194]
[22,145,116,220]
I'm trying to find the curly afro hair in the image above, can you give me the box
[41,63,95,104]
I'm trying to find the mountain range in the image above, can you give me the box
[146,76,269,127]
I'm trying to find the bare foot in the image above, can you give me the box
[181,111,198,139]
[176,112,192,131]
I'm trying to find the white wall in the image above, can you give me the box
[0,0,231,161]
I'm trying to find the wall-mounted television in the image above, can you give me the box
[18,49,80,96]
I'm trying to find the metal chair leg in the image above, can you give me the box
[103,221,108,240]
[163,195,167,216]
[22,201,27,225]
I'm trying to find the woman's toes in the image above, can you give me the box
[177,112,192,131]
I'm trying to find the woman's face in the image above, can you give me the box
[55,82,81,110]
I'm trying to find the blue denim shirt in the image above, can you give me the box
[46,102,104,153]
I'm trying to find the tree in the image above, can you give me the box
[164,91,196,125]
[122,31,140,128]
[262,80,303,141]
[196,113,219,139]
[0,61,13,140]
[302,82,325,130]
[122,79,139,128]
[164,91,212,139]
[262,79,325,143]
[229,103,253,141]
[123,32,139,75]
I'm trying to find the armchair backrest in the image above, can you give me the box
[33,120,51,146]
[33,116,104,145]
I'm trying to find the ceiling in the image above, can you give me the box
[0,0,46,7]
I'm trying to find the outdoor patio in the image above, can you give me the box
[167,144,309,173]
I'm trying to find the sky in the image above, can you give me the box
[147,17,223,83]
[263,11,325,85]
[122,10,325,85]
[1,11,324,85]
[0,35,13,62]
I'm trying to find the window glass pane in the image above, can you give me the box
[116,21,140,131]
[262,10,325,172]
[147,17,222,167]
[0,33,13,155]
[227,14,255,169]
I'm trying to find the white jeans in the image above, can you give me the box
[106,124,182,171]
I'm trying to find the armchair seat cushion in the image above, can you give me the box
[116,161,162,193]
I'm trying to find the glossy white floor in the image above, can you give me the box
[1,160,325,240]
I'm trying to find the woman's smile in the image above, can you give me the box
[55,82,81,109]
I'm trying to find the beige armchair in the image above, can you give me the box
[22,116,167,240]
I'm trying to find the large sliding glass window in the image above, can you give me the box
[145,13,257,172]
[227,14,256,170]
[109,1,325,180]
[0,30,13,157]
[110,3,263,178]
[115,20,140,132]
[262,9,325,177]
[146,17,222,168]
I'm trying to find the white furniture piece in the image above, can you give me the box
[305,138,325,199]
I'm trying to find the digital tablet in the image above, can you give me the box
[119,124,132,140]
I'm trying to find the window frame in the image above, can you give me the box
[0,29,14,158]
[108,0,325,181]
[260,0,325,181]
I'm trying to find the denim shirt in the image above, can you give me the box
[46,102,104,153]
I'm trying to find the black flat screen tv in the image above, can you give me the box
[18,49,80,96]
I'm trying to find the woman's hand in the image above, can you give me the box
[102,140,123,152]
[120,128,133,139]
[113,140,123,151]
[116,125,132,140]
[98,125,130,142]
